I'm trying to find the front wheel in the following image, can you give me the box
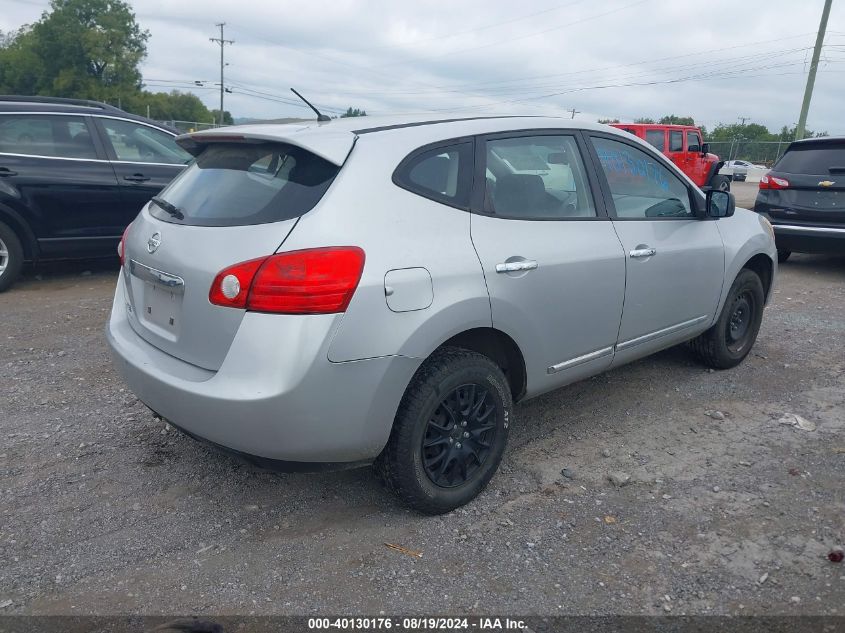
[689,269,765,369]
[777,248,791,263]
[0,221,24,293]
[710,175,731,192]
[376,347,512,514]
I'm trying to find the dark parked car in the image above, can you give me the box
[754,136,845,262]
[0,96,191,291]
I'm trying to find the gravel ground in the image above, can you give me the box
[1,254,844,616]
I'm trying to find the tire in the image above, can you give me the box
[375,347,512,514]
[689,269,765,369]
[777,248,791,263]
[0,221,24,293]
[710,175,731,192]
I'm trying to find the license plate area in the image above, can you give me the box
[129,260,185,339]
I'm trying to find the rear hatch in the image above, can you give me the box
[121,134,350,370]
[761,139,845,224]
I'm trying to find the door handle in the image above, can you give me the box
[124,174,151,183]
[0,167,17,177]
[629,247,657,258]
[495,260,538,273]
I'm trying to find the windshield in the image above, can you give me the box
[150,142,339,226]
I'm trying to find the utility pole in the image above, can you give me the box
[210,23,234,126]
[796,0,832,140]
[566,108,580,119]
[737,116,750,126]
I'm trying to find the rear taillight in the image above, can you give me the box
[118,224,132,266]
[759,174,790,190]
[209,247,366,314]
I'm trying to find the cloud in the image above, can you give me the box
[3,0,844,133]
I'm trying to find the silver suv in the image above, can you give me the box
[107,115,777,513]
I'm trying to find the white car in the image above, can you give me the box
[727,160,766,170]
[720,160,749,182]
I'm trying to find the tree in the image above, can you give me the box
[633,117,655,124]
[659,114,695,126]
[0,0,149,101]
[340,107,367,118]
[211,109,234,125]
[122,90,213,122]
[597,118,619,124]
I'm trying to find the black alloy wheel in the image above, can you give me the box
[421,383,498,488]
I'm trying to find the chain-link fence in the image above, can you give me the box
[157,120,222,133]
[706,140,790,167]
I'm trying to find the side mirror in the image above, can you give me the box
[701,142,710,155]
[706,189,735,218]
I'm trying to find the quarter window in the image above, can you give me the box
[591,136,693,219]
[669,131,683,152]
[484,135,595,219]
[394,142,472,208]
[645,130,665,152]
[99,118,191,164]
[0,114,97,159]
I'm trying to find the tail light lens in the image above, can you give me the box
[118,224,132,266]
[759,174,790,190]
[209,247,366,314]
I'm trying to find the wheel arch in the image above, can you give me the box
[437,327,527,402]
[0,203,39,261]
[742,252,775,303]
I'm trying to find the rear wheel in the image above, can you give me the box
[777,248,791,263]
[376,347,512,514]
[710,175,731,192]
[689,269,765,369]
[0,221,24,293]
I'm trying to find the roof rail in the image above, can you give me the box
[0,95,125,113]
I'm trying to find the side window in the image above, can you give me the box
[0,114,97,159]
[484,135,595,219]
[645,129,665,152]
[591,136,693,219]
[687,132,701,152]
[99,118,191,164]
[394,142,472,208]
[669,131,683,152]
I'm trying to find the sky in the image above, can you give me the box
[3,0,845,133]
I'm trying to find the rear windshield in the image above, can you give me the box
[775,141,845,175]
[150,142,339,226]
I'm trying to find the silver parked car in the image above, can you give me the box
[107,115,777,513]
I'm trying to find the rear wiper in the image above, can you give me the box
[151,196,184,220]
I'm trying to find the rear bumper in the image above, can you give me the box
[106,276,420,465]
[768,221,845,254]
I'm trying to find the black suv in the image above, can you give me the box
[754,136,845,262]
[0,96,191,291]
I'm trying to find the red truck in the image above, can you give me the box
[610,123,729,192]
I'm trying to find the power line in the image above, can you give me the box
[344,0,591,54]
[371,0,650,69]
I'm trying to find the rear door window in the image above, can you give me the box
[776,142,845,175]
[0,114,98,159]
[483,134,596,218]
[151,142,339,226]
[99,118,191,164]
